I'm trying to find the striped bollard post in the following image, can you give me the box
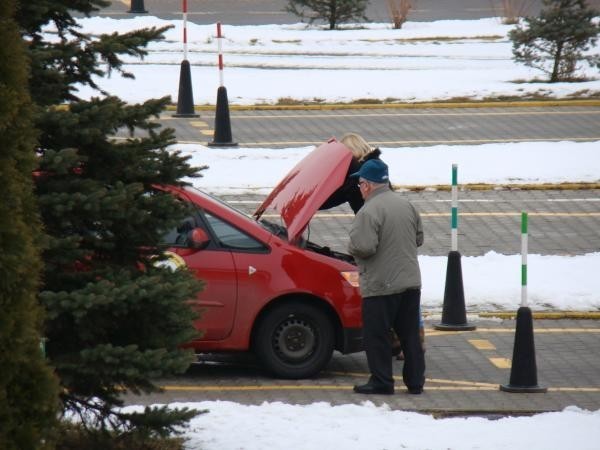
[451,163,458,252]
[521,212,528,307]
[208,22,237,147]
[174,0,199,117]
[435,164,476,331]
[501,212,547,393]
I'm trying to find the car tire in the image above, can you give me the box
[254,301,334,379]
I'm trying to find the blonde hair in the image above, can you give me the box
[340,133,372,161]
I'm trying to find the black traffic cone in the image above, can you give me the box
[208,86,238,147]
[500,306,547,393]
[435,251,476,331]
[127,0,147,13]
[174,60,199,118]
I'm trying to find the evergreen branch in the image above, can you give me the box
[91,26,173,78]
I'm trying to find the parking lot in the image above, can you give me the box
[121,188,600,413]
[121,317,600,414]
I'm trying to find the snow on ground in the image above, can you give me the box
[53,16,600,105]
[420,252,600,311]
[120,402,600,450]
[178,141,600,193]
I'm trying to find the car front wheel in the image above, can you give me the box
[254,301,334,379]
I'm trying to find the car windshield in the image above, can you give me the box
[183,186,290,239]
[184,185,253,218]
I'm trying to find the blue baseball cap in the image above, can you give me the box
[350,159,389,183]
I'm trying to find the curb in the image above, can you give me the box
[427,409,553,418]
[166,98,600,112]
[477,311,600,320]
[394,182,600,192]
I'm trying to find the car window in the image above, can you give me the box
[204,211,267,252]
[162,216,199,247]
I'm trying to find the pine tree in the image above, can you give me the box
[15,0,206,440]
[286,0,369,29]
[509,0,600,82]
[0,1,60,448]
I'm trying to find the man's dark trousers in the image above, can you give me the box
[362,289,425,391]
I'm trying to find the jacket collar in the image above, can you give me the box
[365,184,390,203]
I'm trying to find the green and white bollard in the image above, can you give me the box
[435,163,475,331]
[500,211,547,393]
[521,211,528,307]
[451,163,458,252]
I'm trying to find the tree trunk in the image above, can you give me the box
[329,3,336,29]
[551,41,563,82]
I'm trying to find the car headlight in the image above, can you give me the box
[340,271,360,287]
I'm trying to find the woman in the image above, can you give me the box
[319,132,382,214]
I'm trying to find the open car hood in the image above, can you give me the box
[254,140,353,243]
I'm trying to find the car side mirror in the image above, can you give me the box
[189,227,210,250]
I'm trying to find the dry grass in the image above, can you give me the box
[491,0,536,24]
[387,0,414,29]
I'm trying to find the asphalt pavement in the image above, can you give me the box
[121,318,600,414]
[157,103,600,148]
[97,0,546,24]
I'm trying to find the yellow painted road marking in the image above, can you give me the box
[489,357,512,369]
[327,371,498,387]
[480,312,600,320]
[232,111,600,119]
[158,384,600,393]
[159,385,497,392]
[262,212,600,218]
[212,137,600,147]
[190,121,210,128]
[162,385,354,392]
[549,387,600,392]
[188,120,214,136]
[418,328,600,335]
[466,328,600,333]
[426,378,498,388]
[426,330,464,337]
[424,212,600,217]
[469,339,496,350]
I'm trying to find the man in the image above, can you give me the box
[348,159,425,395]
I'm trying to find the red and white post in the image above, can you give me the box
[217,22,225,87]
[183,0,188,60]
[174,0,198,117]
[208,21,237,146]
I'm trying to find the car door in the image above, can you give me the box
[166,209,268,341]
[164,210,236,341]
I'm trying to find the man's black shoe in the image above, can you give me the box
[407,387,423,395]
[353,383,394,395]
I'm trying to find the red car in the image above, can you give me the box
[161,140,363,379]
